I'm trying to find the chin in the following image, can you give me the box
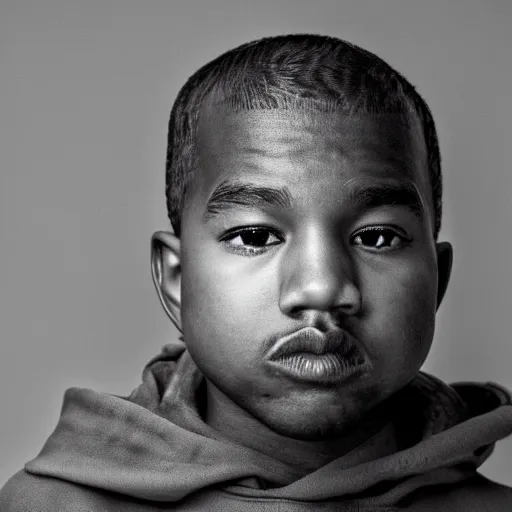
[256,402,364,441]
[254,382,391,441]
[270,416,358,441]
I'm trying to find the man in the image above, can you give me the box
[2,34,511,511]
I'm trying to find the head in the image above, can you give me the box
[151,34,453,440]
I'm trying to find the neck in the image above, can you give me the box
[204,380,397,476]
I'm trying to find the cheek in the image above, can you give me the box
[182,240,277,315]
[179,247,274,369]
[359,256,438,370]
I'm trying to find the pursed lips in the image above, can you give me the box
[266,326,359,360]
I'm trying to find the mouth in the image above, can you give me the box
[265,327,369,385]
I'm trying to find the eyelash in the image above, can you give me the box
[351,226,411,253]
[220,227,283,256]
[220,225,411,256]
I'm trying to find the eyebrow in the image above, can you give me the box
[347,182,425,218]
[204,180,292,220]
[203,179,425,221]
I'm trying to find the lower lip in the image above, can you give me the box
[267,350,368,385]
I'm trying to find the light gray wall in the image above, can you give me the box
[1,0,511,487]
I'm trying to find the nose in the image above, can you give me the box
[279,231,362,317]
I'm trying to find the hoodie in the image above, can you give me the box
[2,341,512,511]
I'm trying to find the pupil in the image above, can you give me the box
[363,232,388,246]
[241,230,269,246]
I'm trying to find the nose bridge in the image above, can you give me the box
[300,227,341,283]
[279,225,361,315]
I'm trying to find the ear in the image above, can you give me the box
[435,241,453,308]
[151,231,182,332]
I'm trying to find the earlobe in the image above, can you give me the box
[151,231,182,331]
[436,241,453,308]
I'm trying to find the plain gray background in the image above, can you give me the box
[1,0,511,487]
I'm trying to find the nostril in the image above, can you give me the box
[338,287,362,313]
[279,280,362,317]
[278,246,361,316]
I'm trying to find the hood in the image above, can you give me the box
[25,342,512,507]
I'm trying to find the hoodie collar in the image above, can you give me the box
[25,343,512,506]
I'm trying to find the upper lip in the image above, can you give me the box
[266,327,357,361]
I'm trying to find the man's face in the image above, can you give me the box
[178,105,442,440]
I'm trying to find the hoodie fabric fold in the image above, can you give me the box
[2,341,512,511]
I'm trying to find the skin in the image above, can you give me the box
[152,104,453,472]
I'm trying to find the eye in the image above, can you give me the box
[221,227,282,255]
[351,227,409,252]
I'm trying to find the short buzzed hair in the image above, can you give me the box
[165,34,442,239]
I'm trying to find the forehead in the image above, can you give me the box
[190,104,430,214]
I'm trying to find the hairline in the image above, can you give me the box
[166,36,442,241]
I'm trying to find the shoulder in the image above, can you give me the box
[461,474,512,505]
[0,469,109,512]
[471,475,512,505]
[407,474,512,511]
[0,469,173,512]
